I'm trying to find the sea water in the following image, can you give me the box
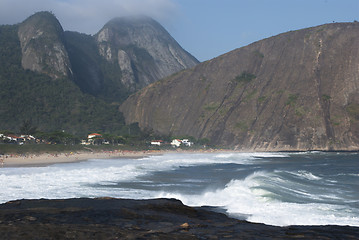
[0,151,358,227]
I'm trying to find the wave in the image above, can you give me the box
[156,171,359,227]
[215,152,288,158]
[0,153,254,203]
[1,152,357,227]
[287,170,322,180]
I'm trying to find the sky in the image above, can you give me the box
[0,0,358,61]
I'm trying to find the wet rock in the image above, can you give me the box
[0,198,358,239]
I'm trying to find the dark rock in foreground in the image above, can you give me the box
[0,198,357,239]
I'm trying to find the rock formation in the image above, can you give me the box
[14,12,198,101]
[18,12,73,79]
[1,198,357,239]
[1,11,199,133]
[120,23,359,151]
[95,16,199,91]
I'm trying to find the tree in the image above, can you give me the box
[20,120,37,135]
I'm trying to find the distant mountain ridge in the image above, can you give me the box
[17,12,73,80]
[16,12,198,102]
[95,16,198,91]
[0,11,198,134]
[120,22,359,151]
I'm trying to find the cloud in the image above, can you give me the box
[0,0,179,34]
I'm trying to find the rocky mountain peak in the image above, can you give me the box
[17,11,72,79]
[1,12,199,134]
[95,16,199,89]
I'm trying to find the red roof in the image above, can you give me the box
[89,133,102,136]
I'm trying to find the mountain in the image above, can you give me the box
[65,15,198,102]
[0,12,198,134]
[120,23,359,151]
[17,12,73,80]
[0,22,127,135]
[15,12,198,102]
[95,16,199,92]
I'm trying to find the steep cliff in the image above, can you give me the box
[0,17,125,135]
[14,12,198,102]
[17,12,72,79]
[64,15,199,102]
[120,23,359,151]
[0,12,199,134]
[95,16,199,91]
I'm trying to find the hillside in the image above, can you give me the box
[120,23,359,151]
[65,15,198,102]
[0,24,128,135]
[0,12,198,134]
[95,16,199,93]
[17,11,72,80]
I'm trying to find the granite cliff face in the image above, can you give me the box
[120,23,359,151]
[14,12,198,102]
[95,16,199,91]
[1,11,198,133]
[18,12,72,79]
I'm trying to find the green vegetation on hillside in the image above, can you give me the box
[65,31,130,103]
[286,93,298,106]
[234,72,256,84]
[346,103,359,120]
[0,25,129,136]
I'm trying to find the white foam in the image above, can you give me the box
[293,170,322,180]
[214,152,289,160]
[156,171,359,227]
[0,153,232,203]
[0,153,357,227]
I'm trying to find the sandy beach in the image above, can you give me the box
[0,148,225,167]
[0,150,158,167]
[0,147,237,168]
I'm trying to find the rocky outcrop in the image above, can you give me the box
[120,23,359,151]
[0,198,357,239]
[118,49,136,90]
[95,16,199,90]
[17,12,72,79]
[14,12,198,102]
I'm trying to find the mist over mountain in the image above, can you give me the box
[120,22,359,151]
[17,12,198,102]
[95,16,198,91]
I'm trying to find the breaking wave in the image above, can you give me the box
[0,152,358,227]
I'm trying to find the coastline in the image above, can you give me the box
[2,148,357,168]
[1,150,358,239]
[1,198,358,239]
[0,148,228,168]
[0,150,155,168]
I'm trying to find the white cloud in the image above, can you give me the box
[0,0,179,34]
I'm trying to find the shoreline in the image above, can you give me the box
[0,150,157,168]
[0,148,228,168]
[1,198,358,239]
[1,148,357,168]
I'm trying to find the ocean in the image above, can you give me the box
[0,151,358,227]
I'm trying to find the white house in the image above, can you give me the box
[151,140,164,146]
[20,135,36,141]
[88,133,102,139]
[181,139,193,147]
[171,139,182,147]
[87,133,103,145]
